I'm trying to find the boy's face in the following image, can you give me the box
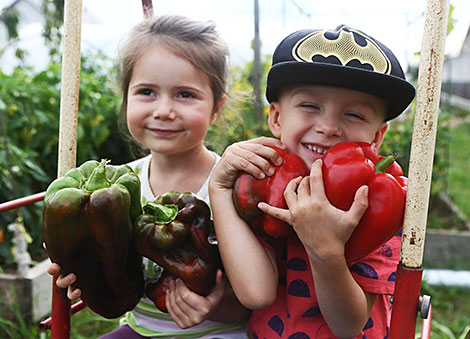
[268,85,388,167]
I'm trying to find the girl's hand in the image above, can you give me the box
[258,159,369,261]
[165,270,227,328]
[47,263,82,300]
[210,137,286,192]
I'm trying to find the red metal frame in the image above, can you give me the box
[0,191,45,212]
[389,265,424,338]
[421,303,433,339]
[39,299,86,331]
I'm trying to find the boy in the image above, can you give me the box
[209,25,415,338]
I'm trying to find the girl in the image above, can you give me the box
[48,15,250,338]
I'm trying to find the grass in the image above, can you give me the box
[447,122,470,219]
[415,283,470,338]
[67,307,121,338]
[0,288,468,338]
[427,119,469,230]
[0,305,120,338]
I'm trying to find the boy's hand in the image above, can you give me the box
[210,137,286,191]
[258,159,369,261]
[47,263,82,300]
[165,270,226,328]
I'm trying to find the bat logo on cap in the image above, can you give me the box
[292,26,392,75]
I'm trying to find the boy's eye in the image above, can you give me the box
[345,112,365,120]
[300,103,320,110]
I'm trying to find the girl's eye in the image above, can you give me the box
[139,88,154,96]
[178,91,195,99]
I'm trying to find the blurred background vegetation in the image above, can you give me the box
[0,0,468,338]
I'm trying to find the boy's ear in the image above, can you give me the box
[268,102,282,138]
[372,123,388,148]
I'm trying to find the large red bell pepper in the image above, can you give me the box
[322,142,407,261]
[232,147,309,238]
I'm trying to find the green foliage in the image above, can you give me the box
[0,0,64,63]
[446,122,470,218]
[0,7,19,40]
[206,56,273,154]
[41,0,65,58]
[416,283,470,338]
[0,289,41,338]
[0,299,119,338]
[0,52,129,269]
[381,108,453,196]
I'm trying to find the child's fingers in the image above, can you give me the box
[347,185,369,224]
[308,160,327,199]
[283,176,302,204]
[67,287,82,300]
[56,273,76,288]
[166,280,191,328]
[206,270,227,304]
[248,136,286,151]
[167,279,208,328]
[258,202,291,224]
[233,141,283,166]
[47,263,61,276]
[296,176,311,197]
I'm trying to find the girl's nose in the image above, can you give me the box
[152,97,176,120]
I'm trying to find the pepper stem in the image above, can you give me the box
[143,201,178,224]
[85,159,110,191]
[375,154,397,174]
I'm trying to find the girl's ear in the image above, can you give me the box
[210,95,227,125]
[268,102,282,138]
[372,123,388,148]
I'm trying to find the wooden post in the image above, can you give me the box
[51,1,82,338]
[389,0,449,337]
[253,0,263,122]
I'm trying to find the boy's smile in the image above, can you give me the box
[268,85,389,167]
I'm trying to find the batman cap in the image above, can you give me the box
[266,25,416,121]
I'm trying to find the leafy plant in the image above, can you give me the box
[415,282,470,338]
[0,289,41,338]
[0,51,128,270]
[206,56,273,154]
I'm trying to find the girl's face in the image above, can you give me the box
[268,85,389,167]
[126,45,220,156]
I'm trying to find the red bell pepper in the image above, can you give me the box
[232,147,309,238]
[322,142,407,261]
[135,191,221,313]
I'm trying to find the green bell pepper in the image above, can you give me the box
[43,159,144,319]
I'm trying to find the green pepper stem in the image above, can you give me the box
[375,154,397,174]
[85,159,110,191]
[143,202,178,224]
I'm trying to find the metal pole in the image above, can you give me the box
[389,0,449,337]
[51,0,83,338]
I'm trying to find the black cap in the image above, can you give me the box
[266,25,416,121]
